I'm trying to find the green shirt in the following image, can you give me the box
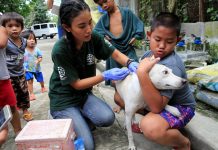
[49,31,115,111]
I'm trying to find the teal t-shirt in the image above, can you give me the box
[49,31,115,111]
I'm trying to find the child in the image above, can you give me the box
[49,1,138,149]
[21,30,47,101]
[0,25,21,145]
[93,0,145,113]
[137,12,196,150]
[0,12,33,121]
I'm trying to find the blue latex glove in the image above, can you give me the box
[102,68,130,81]
[128,62,139,72]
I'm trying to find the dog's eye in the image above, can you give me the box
[163,70,168,74]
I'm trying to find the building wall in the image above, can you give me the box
[115,0,138,16]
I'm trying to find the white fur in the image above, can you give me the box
[115,64,187,150]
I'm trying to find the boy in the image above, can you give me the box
[0,25,21,145]
[0,12,33,121]
[94,0,145,113]
[137,12,196,150]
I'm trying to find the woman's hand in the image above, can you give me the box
[102,68,130,81]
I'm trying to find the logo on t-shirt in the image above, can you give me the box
[57,66,66,80]
[104,38,113,48]
[87,54,95,65]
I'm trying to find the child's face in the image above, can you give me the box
[27,34,36,48]
[96,0,115,12]
[147,26,179,59]
[63,10,93,43]
[4,20,23,39]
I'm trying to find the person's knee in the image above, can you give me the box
[0,129,8,146]
[140,117,164,141]
[0,137,7,146]
[100,111,115,127]
[96,111,115,127]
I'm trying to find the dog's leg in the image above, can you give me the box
[125,109,136,150]
[165,105,181,117]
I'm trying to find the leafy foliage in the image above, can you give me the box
[0,0,50,28]
[138,0,218,25]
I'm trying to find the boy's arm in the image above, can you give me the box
[47,0,54,9]
[0,26,8,49]
[137,57,169,113]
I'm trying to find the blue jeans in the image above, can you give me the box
[51,93,115,150]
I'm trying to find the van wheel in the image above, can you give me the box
[42,35,47,39]
[50,35,54,39]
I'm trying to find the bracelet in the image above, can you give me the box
[126,59,134,67]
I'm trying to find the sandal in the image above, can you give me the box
[131,123,143,134]
[23,112,33,121]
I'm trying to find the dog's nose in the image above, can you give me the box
[182,79,187,85]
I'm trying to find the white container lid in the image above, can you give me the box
[15,119,72,142]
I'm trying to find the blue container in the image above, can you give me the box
[74,138,85,150]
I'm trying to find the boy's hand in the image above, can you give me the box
[128,37,136,45]
[35,60,39,65]
[138,56,160,73]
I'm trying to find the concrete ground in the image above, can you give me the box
[1,37,218,150]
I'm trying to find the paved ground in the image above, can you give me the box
[1,36,218,150]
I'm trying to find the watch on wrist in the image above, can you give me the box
[126,59,134,67]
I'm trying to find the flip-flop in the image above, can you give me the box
[23,112,33,121]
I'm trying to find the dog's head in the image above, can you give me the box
[149,64,187,90]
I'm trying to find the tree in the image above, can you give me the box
[0,0,31,18]
[31,0,50,24]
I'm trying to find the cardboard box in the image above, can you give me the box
[51,0,61,15]
[15,119,74,150]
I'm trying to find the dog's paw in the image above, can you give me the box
[128,146,136,150]
[165,105,181,117]
[170,108,181,117]
[113,106,122,113]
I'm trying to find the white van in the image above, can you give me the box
[31,23,58,39]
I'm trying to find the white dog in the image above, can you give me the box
[115,63,187,150]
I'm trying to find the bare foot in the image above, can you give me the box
[113,105,122,113]
[41,87,47,93]
[176,139,191,150]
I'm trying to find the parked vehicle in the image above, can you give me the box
[31,23,57,39]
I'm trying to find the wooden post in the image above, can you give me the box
[199,0,205,22]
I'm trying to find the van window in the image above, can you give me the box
[41,24,48,29]
[33,25,40,30]
[49,24,55,28]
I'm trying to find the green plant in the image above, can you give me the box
[207,43,218,64]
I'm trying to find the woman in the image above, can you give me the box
[48,0,138,150]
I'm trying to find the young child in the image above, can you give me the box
[0,25,21,145]
[93,0,145,113]
[0,12,33,121]
[49,1,138,149]
[21,30,47,101]
[137,12,196,150]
